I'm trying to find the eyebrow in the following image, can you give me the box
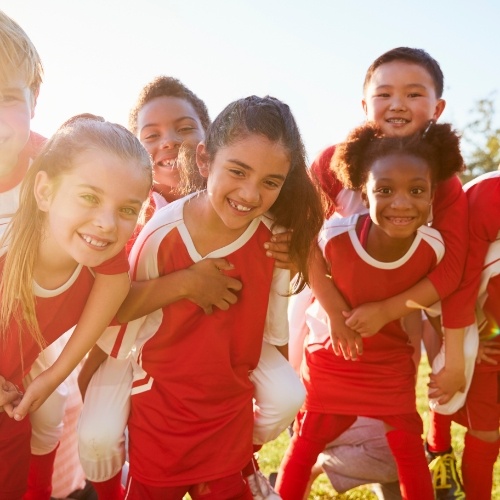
[140,115,199,131]
[374,83,428,91]
[78,184,144,206]
[228,159,287,181]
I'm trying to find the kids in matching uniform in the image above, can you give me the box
[0,11,497,498]
[275,122,465,500]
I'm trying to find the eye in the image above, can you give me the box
[263,179,283,189]
[376,187,392,195]
[410,187,425,195]
[81,194,98,204]
[178,126,196,133]
[375,93,390,98]
[408,93,422,98]
[228,168,245,177]
[142,132,159,141]
[120,206,138,216]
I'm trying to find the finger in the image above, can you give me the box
[269,231,292,244]
[203,306,213,315]
[355,339,364,356]
[213,258,234,271]
[223,292,238,306]
[265,249,291,263]
[225,277,242,292]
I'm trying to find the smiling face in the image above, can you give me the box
[362,61,445,137]
[197,134,290,233]
[365,152,433,241]
[137,96,205,199]
[0,75,35,178]
[35,148,151,270]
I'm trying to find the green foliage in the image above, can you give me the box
[461,92,500,183]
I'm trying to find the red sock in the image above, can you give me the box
[23,446,59,500]
[386,429,434,500]
[91,471,125,500]
[426,410,452,453]
[462,433,500,500]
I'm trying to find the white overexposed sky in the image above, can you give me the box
[3,0,500,160]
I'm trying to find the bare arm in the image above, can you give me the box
[117,258,243,322]
[264,230,298,275]
[309,244,363,360]
[77,344,108,400]
[13,272,130,419]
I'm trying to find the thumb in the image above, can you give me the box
[341,310,352,319]
[13,396,33,421]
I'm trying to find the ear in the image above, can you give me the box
[433,99,446,121]
[196,142,210,179]
[33,171,53,212]
[30,88,39,119]
[361,98,368,117]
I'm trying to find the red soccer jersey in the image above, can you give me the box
[111,194,289,487]
[302,214,444,415]
[311,145,468,325]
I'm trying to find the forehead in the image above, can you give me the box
[369,153,431,180]
[137,96,201,127]
[366,61,437,93]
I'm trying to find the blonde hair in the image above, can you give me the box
[0,115,152,351]
[0,10,43,97]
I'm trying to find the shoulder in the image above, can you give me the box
[319,214,358,249]
[417,225,445,261]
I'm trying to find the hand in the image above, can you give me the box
[343,301,390,337]
[428,367,466,405]
[328,314,364,361]
[264,231,298,275]
[476,339,500,365]
[12,371,60,421]
[0,376,23,416]
[187,258,242,314]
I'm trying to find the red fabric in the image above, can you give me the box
[91,471,124,500]
[311,145,468,319]
[123,199,277,487]
[0,414,31,500]
[461,433,500,500]
[426,411,452,453]
[442,172,500,327]
[125,472,253,500]
[305,214,441,415]
[24,445,59,500]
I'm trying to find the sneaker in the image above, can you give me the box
[428,451,465,500]
[246,470,282,500]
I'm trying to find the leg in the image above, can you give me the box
[250,341,305,445]
[275,412,355,500]
[385,428,434,500]
[78,356,132,499]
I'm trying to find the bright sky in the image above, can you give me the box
[4,0,500,160]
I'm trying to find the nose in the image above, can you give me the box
[389,95,407,112]
[239,181,260,204]
[390,192,412,209]
[159,130,181,150]
[94,207,117,232]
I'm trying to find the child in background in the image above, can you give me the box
[0,11,100,499]
[105,95,323,499]
[78,84,308,500]
[0,115,152,500]
[275,122,465,500]
[307,47,468,496]
[429,170,500,499]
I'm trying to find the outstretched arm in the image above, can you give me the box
[13,272,130,419]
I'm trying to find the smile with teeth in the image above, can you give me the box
[81,234,110,248]
[228,199,252,212]
[387,118,409,124]
[387,216,415,225]
[155,158,178,169]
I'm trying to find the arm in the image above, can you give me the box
[264,231,298,275]
[309,244,363,360]
[0,376,22,416]
[428,327,466,404]
[117,257,242,322]
[77,344,108,400]
[13,272,130,419]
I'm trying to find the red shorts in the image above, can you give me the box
[0,414,31,500]
[452,368,500,431]
[124,472,253,500]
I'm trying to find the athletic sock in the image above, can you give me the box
[91,471,125,500]
[462,432,500,500]
[24,446,59,500]
[426,410,452,454]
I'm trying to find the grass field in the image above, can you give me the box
[258,358,500,499]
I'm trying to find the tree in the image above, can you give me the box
[460,93,500,182]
